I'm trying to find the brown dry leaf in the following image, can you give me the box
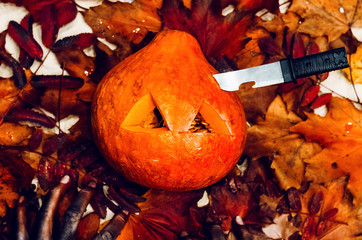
[343,43,362,84]
[245,95,322,190]
[40,80,96,119]
[83,0,162,45]
[233,28,268,70]
[55,47,95,81]
[0,150,34,217]
[288,0,362,42]
[237,83,278,123]
[291,97,362,203]
[118,189,204,240]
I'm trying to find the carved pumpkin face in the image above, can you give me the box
[92,30,247,191]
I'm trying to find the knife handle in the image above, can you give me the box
[280,47,349,83]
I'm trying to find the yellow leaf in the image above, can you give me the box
[343,44,362,84]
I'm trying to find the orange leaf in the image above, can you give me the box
[291,97,362,203]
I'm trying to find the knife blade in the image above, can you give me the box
[213,47,349,91]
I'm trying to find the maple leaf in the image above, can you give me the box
[290,97,362,203]
[159,0,270,60]
[287,0,362,42]
[117,189,204,240]
[245,95,322,190]
[83,0,162,45]
[0,150,34,217]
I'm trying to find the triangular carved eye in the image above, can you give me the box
[121,94,168,132]
[189,102,231,135]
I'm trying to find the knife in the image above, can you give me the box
[213,47,349,91]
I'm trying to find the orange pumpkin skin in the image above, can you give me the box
[92,29,247,191]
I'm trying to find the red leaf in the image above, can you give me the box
[40,4,58,47]
[5,108,56,128]
[0,48,27,89]
[310,93,332,109]
[20,0,76,24]
[30,75,84,89]
[258,37,282,56]
[159,0,261,60]
[300,85,320,106]
[7,20,43,60]
[309,191,324,215]
[301,216,317,240]
[238,0,279,12]
[56,1,77,27]
[292,33,305,58]
[53,33,94,51]
[42,132,68,156]
[278,77,306,93]
[306,41,320,56]
[322,207,338,220]
[287,187,301,212]
[19,13,35,68]
[119,189,204,239]
[38,157,55,191]
[28,128,43,150]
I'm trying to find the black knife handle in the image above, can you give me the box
[280,47,349,83]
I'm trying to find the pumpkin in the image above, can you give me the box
[91,29,247,191]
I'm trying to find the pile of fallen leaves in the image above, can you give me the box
[0,0,362,239]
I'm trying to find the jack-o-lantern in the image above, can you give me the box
[92,30,247,191]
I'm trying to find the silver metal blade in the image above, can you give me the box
[213,61,284,91]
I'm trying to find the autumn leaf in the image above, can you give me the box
[287,0,362,42]
[207,176,253,231]
[299,177,362,239]
[233,27,269,70]
[0,122,33,146]
[118,189,204,240]
[0,78,21,120]
[343,43,362,84]
[159,0,266,60]
[245,95,322,190]
[83,0,162,45]
[0,150,34,217]
[291,97,362,203]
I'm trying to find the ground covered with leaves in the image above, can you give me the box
[0,0,361,239]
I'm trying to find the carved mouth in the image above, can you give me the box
[121,93,231,135]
